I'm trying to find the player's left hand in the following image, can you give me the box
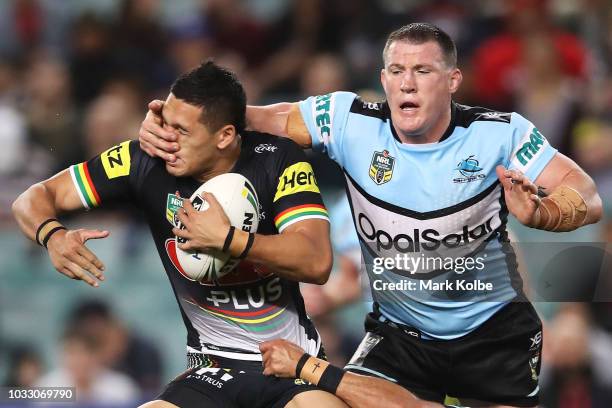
[260,339,306,378]
[496,165,541,227]
[173,192,230,251]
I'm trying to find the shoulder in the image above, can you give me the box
[454,103,513,128]
[453,104,540,149]
[242,131,305,157]
[348,95,389,121]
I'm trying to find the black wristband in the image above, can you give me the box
[42,226,67,248]
[36,218,58,246]
[317,364,345,394]
[222,226,236,253]
[295,353,310,378]
[239,233,255,259]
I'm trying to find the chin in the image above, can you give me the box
[165,163,184,176]
[396,120,426,136]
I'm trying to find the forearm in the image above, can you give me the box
[246,104,293,137]
[555,168,602,225]
[338,373,438,408]
[12,183,61,242]
[298,356,436,408]
[229,229,331,284]
[246,103,312,148]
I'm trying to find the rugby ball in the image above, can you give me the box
[175,173,259,283]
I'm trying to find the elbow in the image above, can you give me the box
[11,190,27,220]
[586,193,603,225]
[309,249,333,285]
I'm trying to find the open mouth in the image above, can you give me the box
[400,101,419,111]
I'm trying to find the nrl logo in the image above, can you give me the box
[166,193,183,226]
[369,150,395,185]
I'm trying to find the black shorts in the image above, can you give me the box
[345,301,543,407]
[158,353,319,408]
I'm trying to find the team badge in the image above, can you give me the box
[166,193,183,226]
[453,155,486,183]
[369,150,395,185]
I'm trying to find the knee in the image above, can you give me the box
[138,400,180,408]
[285,390,348,408]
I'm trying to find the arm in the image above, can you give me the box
[260,340,441,408]
[246,103,312,148]
[174,194,332,284]
[139,100,312,160]
[496,153,602,232]
[533,153,602,225]
[12,170,108,287]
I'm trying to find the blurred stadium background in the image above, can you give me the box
[0,0,611,406]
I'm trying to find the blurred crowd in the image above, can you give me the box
[1,0,612,406]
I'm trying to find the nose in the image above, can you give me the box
[400,73,416,93]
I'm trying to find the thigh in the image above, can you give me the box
[284,390,349,408]
[344,314,446,403]
[157,366,236,408]
[449,302,543,407]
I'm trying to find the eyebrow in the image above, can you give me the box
[387,63,404,70]
[413,64,434,70]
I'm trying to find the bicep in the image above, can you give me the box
[282,219,331,251]
[534,152,584,191]
[44,169,87,212]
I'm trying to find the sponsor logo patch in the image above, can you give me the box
[358,213,494,253]
[274,162,320,202]
[368,150,395,185]
[101,141,131,179]
[313,93,333,144]
[515,127,546,166]
[529,330,542,351]
[187,367,234,389]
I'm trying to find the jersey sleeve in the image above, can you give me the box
[270,141,330,233]
[298,91,357,167]
[506,112,558,182]
[68,140,147,209]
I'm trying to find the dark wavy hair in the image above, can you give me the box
[171,61,247,134]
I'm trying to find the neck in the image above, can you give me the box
[395,103,453,144]
[194,135,241,182]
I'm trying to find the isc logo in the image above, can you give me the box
[280,169,316,190]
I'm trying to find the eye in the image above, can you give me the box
[416,69,430,74]
[391,70,401,75]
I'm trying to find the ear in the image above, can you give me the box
[216,124,237,149]
[380,68,388,94]
[449,68,463,94]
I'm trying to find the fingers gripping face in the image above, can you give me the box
[139,99,180,162]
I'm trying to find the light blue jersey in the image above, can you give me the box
[299,92,557,339]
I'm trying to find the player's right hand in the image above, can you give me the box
[260,339,306,378]
[139,99,179,162]
[46,229,109,287]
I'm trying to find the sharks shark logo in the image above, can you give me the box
[453,155,486,183]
